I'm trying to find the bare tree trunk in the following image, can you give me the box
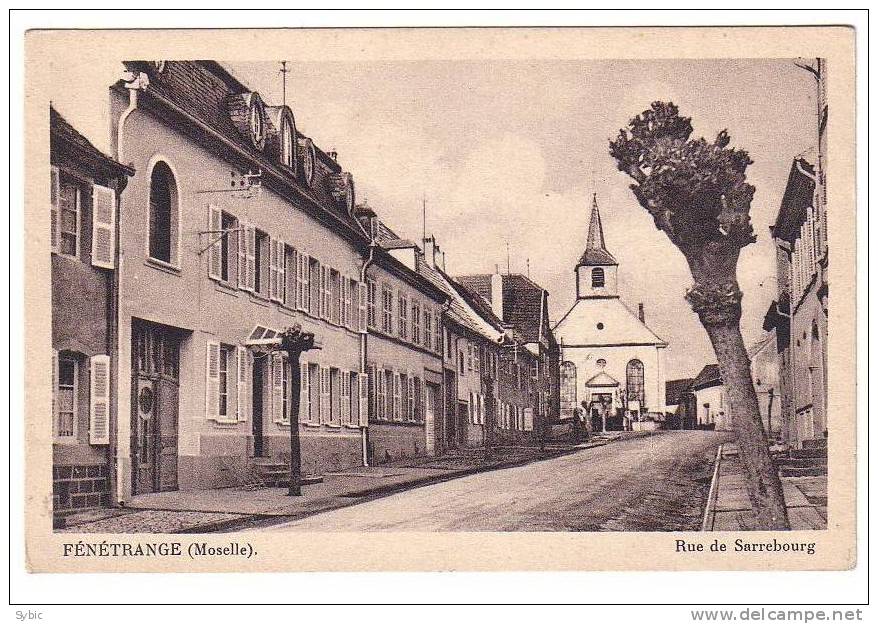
[687,275,790,530]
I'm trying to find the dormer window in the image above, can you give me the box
[249,99,264,146]
[300,137,316,186]
[281,116,295,169]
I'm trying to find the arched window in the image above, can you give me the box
[591,267,605,288]
[148,161,178,264]
[626,359,645,403]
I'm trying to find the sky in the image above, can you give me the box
[49,58,819,380]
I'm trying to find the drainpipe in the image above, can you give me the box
[112,71,147,506]
[358,240,376,466]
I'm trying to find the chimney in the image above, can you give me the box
[424,236,438,269]
[638,303,645,323]
[490,272,504,321]
[328,150,338,161]
[441,250,446,272]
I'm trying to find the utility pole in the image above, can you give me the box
[279,324,320,496]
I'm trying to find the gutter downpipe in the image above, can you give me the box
[359,241,376,467]
[112,72,145,506]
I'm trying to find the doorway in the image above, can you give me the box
[132,321,180,494]
[252,358,265,457]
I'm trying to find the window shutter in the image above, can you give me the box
[321,266,330,319]
[299,362,310,422]
[407,375,415,421]
[207,205,222,279]
[296,253,307,311]
[236,346,248,421]
[89,354,111,444]
[237,224,247,289]
[91,184,116,269]
[50,166,60,253]
[268,238,278,299]
[285,247,296,306]
[357,282,367,332]
[205,342,220,419]
[245,224,257,291]
[278,241,287,304]
[393,371,402,421]
[272,352,284,423]
[319,366,330,423]
[358,372,369,427]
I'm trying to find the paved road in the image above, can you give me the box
[263,430,733,532]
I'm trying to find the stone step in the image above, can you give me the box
[780,465,827,478]
[790,447,828,459]
[776,456,828,468]
[802,437,828,450]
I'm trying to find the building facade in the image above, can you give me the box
[109,60,447,503]
[764,58,829,450]
[456,272,559,444]
[50,107,134,515]
[691,365,732,431]
[749,332,781,439]
[553,195,667,432]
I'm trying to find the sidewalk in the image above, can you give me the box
[58,443,589,534]
[703,444,827,531]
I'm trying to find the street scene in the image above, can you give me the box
[48,56,828,534]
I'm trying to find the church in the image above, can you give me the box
[554,195,668,432]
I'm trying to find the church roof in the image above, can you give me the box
[584,371,620,387]
[553,297,667,347]
[577,194,618,267]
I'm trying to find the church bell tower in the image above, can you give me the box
[576,194,619,299]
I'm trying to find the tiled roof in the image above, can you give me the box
[772,156,816,242]
[455,274,492,303]
[665,378,694,405]
[50,106,134,177]
[692,364,722,390]
[122,60,362,236]
[456,273,550,344]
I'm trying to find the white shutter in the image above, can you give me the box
[91,184,116,269]
[205,342,220,419]
[358,282,367,332]
[299,362,310,422]
[393,371,401,421]
[319,366,330,423]
[272,352,284,422]
[358,372,369,427]
[296,253,307,310]
[50,166,60,253]
[207,204,222,280]
[277,241,287,304]
[236,346,248,421]
[269,238,279,300]
[89,354,111,444]
[237,223,247,290]
[244,224,256,291]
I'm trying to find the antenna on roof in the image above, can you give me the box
[506,241,511,275]
[527,258,530,279]
[279,61,290,108]
[422,195,427,244]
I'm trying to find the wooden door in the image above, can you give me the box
[134,376,157,494]
[157,378,179,491]
[252,358,265,457]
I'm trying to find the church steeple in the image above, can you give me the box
[575,193,619,299]
[577,193,618,267]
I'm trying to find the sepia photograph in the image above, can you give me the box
[19,22,858,578]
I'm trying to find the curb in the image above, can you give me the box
[701,443,724,531]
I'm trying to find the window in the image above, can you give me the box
[343,278,354,328]
[367,279,378,328]
[55,354,77,440]
[424,309,433,350]
[148,161,178,264]
[626,359,645,404]
[330,368,341,424]
[411,299,421,344]
[398,292,408,340]
[596,358,607,368]
[458,351,465,376]
[309,258,321,316]
[591,267,605,288]
[249,96,265,146]
[284,245,297,306]
[220,213,236,282]
[253,230,269,295]
[382,284,394,333]
[281,114,295,170]
[58,181,80,258]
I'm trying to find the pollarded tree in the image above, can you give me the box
[609,102,790,530]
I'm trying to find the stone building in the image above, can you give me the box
[109,60,446,503]
[50,107,134,515]
[553,195,667,432]
[691,364,731,431]
[763,58,829,450]
[456,272,560,444]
